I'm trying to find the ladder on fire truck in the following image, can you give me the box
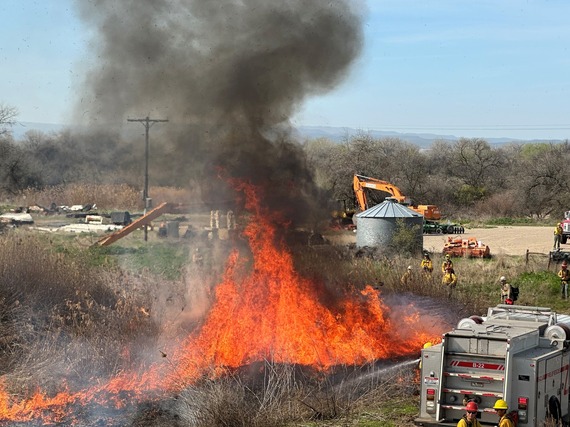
[436,334,506,422]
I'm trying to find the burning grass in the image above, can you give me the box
[0,228,441,425]
[0,182,554,426]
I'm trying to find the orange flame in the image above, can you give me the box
[173,182,442,382]
[0,181,446,423]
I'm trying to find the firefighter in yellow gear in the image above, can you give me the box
[558,260,570,299]
[457,401,482,427]
[418,341,432,370]
[493,399,514,427]
[401,265,413,286]
[421,252,433,273]
[499,276,512,304]
[441,254,453,273]
[442,266,457,298]
[554,222,563,250]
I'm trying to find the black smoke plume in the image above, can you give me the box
[74,0,364,223]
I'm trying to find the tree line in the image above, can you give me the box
[2,105,570,219]
[304,134,570,220]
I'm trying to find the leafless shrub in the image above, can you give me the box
[474,190,520,217]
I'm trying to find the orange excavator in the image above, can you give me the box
[353,174,441,220]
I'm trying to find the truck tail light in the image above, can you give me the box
[426,388,436,414]
[518,397,528,423]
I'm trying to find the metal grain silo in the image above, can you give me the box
[355,198,423,250]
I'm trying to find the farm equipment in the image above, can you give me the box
[330,199,356,230]
[424,220,465,235]
[442,236,490,258]
[550,250,570,263]
[353,174,441,220]
[416,305,570,427]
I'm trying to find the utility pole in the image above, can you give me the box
[127,116,168,241]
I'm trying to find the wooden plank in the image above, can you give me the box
[94,202,171,247]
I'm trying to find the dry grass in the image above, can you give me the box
[0,234,162,394]
[2,184,197,211]
[0,221,557,426]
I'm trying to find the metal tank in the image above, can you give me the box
[355,198,423,249]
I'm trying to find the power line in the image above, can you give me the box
[127,116,168,241]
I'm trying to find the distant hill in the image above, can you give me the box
[293,125,545,148]
[8,122,562,148]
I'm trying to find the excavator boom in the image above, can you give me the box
[352,173,441,220]
[353,174,408,210]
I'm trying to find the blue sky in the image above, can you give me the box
[1,1,570,140]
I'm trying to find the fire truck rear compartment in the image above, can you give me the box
[417,305,570,427]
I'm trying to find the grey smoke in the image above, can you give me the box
[74,0,364,222]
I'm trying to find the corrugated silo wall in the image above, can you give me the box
[356,216,423,251]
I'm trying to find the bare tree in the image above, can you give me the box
[0,104,18,136]
[515,142,570,218]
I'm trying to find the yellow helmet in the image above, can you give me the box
[493,399,508,410]
[423,342,433,349]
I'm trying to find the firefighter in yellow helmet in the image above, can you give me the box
[493,399,514,427]
[421,252,433,274]
[401,265,413,286]
[558,260,570,299]
[441,253,453,273]
[442,266,457,298]
[418,342,433,370]
[457,401,482,427]
[554,222,563,250]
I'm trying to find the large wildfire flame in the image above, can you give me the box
[0,182,442,424]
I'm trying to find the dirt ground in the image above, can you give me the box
[424,226,558,256]
[327,225,559,257]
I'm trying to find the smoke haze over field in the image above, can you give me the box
[74,0,364,220]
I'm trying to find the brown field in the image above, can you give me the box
[424,225,556,256]
[327,225,558,257]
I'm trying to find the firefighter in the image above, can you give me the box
[558,260,570,299]
[554,222,563,250]
[418,341,432,370]
[421,252,433,274]
[499,276,512,304]
[457,401,482,427]
[493,399,514,427]
[441,254,454,274]
[192,247,204,267]
[442,266,457,298]
[401,266,413,285]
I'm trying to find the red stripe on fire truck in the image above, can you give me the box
[449,360,505,370]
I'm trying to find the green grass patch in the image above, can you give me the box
[108,242,190,280]
[486,217,544,226]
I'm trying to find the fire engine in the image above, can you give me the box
[416,305,570,426]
